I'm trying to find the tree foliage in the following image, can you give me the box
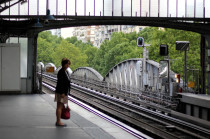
[37,28,201,78]
[52,40,88,71]
[38,31,89,71]
[142,28,200,77]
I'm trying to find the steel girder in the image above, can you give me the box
[0,16,210,36]
[0,0,25,13]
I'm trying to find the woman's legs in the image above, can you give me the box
[56,102,64,125]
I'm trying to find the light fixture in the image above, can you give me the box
[43,9,55,20]
[32,18,43,28]
[44,0,55,21]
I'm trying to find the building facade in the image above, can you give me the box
[73,25,146,48]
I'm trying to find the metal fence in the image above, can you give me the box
[1,0,210,18]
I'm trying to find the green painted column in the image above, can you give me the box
[205,35,210,95]
[27,34,38,93]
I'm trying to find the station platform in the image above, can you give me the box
[0,94,144,139]
[178,93,210,121]
[178,93,210,108]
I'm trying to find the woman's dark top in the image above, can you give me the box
[55,68,71,95]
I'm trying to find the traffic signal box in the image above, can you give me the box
[160,44,168,56]
[137,37,144,47]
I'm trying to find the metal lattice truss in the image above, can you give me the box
[0,0,26,13]
[0,0,210,36]
[70,58,180,110]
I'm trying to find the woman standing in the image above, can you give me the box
[55,58,71,126]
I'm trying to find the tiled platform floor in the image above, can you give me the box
[0,94,139,139]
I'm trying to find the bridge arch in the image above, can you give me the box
[72,67,103,81]
[104,58,178,92]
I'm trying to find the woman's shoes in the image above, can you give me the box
[55,122,67,127]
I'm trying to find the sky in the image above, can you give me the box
[61,28,74,38]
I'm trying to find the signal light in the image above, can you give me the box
[137,37,144,47]
[160,44,168,56]
[175,74,180,83]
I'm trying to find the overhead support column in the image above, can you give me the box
[27,34,38,94]
[205,35,210,95]
[200,35,206,94]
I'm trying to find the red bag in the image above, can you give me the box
[61,105,70,119]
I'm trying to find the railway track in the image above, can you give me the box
[41,73,210,139]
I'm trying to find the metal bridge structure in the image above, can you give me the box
[0,0,210,35]
[104,58,160,92]
[0,0,210,94]
[70,58,180,109]
[72,67,103,81]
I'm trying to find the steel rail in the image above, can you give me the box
[71,76,176,109]
[70,83,210,138]
[42,73,210,138]
[42,73,175,111]
[42,82,149,139]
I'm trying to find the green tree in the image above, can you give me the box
[52,40,88,71]
[142,27,201,77]
[37,37,54,64]
[37,27,201,80]
[65,36,78,44]
[38,32,92,70]
[92,32,142,76]
[85,47,98,67]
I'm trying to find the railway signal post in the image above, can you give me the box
[137,37,150,91]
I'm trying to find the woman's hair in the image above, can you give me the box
[61,58,71,67]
